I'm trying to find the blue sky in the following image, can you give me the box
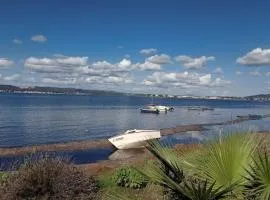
[1,0,270,96]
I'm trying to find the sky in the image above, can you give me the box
[1,0,270,96]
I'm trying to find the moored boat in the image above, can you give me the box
[140,108,160,114]
[147,104,174,112]
[108,129,161,149]
[237,114,263,120]
[187,106,214,111]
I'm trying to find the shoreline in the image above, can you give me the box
[0,114,269,157]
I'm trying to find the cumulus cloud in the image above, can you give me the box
[3,74,20,81]
[142,71,230,88]
[134,61,162,71]
[42,77,77,85]
[236,71,243,76]
[140,48,157,56]
[84,75,133,85]
[0,58,14,68]
[236,48,270,66]
[175,55,215,69]
[25,56,88,73]
[13,39,22,44]
[31,35,47,42]
[249,71,261,76]
[213,67,223,74]
[147,54,172,64]
[81,58,133,76]
[24,55,134,86]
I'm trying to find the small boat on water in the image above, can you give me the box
[146,104,174,112]
[237,114,263,120]
[140,108,160,114]
[187,106,214,111]
[108,129,161,149]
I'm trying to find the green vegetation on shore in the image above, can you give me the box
[1,132,270,200]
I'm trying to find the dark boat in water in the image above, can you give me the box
[237,114,263,120]
[187,106,214,111]
[140,108,160,114]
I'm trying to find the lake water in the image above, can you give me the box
[1,93,270,148]
[1,93,270,167]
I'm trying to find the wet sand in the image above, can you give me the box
[0,114,269,157]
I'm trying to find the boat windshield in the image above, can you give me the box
[125,129,136,134]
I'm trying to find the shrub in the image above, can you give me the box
[1,156,99,200]
[111,166,147,189]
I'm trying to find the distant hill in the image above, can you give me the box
[245,94,270,101]
[0,85,124,96]
[1,84,270,100]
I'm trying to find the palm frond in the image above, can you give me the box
[244,149,270,200]
[144,139,236,200]
[186,133,261,189]
[181,180,236,200]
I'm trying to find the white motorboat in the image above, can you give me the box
[147,104,173,112]
[108,129,161,149]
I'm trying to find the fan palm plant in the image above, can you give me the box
[185,133,261,191]
[244,149,270,200]
[142,140,235,200]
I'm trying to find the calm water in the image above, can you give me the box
[1,93,270,148]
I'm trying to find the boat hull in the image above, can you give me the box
[147,105,174,112]
[108,130,161,150]
[140,109,159,114]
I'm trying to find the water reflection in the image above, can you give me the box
[109,148,147,161]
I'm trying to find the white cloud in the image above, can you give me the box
[0,58,14,68]
[211,77,231,87]
[134,61,162,71]
[143,71,230,88]
[266,72,270,76]
[25,55,134,86]
[199,74,211,85]
[213,67,223,74]
[140,48,157,56]
[104,76,133,84]
[42,77,77,85]
[175,55,215,69]
[118,58,131,69]
[81,58,133,76]
[147,54,172,64]
[236,48,270,66]
[25,56,88,73]
[31,35,47,42]
[249,71,261,76]
[236,71,243,76]
[13,39,22,44]
[2,74,20,81]
[84,75,133,85]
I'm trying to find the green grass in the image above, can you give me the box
[0,172,9,182]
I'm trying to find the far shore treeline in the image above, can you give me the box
[0,84,270,101]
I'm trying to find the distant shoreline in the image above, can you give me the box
[1,84,270,101]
